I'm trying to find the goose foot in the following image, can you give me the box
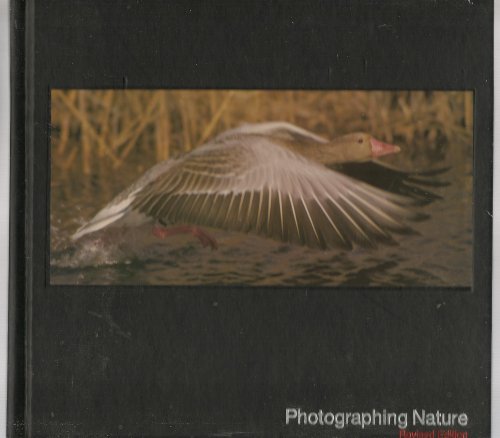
[152,225,218,250]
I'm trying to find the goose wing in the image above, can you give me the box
[332,161,449,204]
[131,136,425,250]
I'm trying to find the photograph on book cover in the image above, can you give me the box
[50,90,473,287]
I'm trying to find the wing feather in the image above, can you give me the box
[124,135,424,249]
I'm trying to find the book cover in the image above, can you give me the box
[9,1,493,437]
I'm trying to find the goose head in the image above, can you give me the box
[301,132,401,165]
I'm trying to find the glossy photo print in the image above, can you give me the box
[50,90,473,286]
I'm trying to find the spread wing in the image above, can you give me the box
[131,136,425,250]
[333,161,449,204]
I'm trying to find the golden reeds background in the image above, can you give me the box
[51,90,473,177]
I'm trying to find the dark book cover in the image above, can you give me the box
[9,1,493,437]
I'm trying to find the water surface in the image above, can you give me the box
[50,144,472,287]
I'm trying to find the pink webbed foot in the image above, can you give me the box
[191,227,218,250]
[152,224,218,250]
[152,225,170,239]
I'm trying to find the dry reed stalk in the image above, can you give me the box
[368,93,378,135]
[124,90,142,120]
[79,91,92,175]
[98,91,114,156]
[53,90,77,155]
[252,91,262,122]
[397,94,412,119]
[465,92,473,132]
[56,111,71,156]
[209,90,217,115]
[286,91,295,123]
[111,93,135,147]
[179,93,193,151]
[116,93,161,167]
[155,92,170,161]
[61,147,78,171]
[111,115,142,151]
[220,93,230,130]
[187,95,199,146]
[198,90,235,145]
[55,90,121,166]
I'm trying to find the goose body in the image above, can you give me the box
[72,122,434,250]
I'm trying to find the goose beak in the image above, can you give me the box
[370,137,401,158]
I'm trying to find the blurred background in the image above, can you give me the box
[50,90,473,286]
[51,90,472,174]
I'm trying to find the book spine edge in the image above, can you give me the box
[7,0,27,437]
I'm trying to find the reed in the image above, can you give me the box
[51,90,473,175]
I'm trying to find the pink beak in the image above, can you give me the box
[370,137,401,158]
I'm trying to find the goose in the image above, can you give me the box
[71,122,444,250]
